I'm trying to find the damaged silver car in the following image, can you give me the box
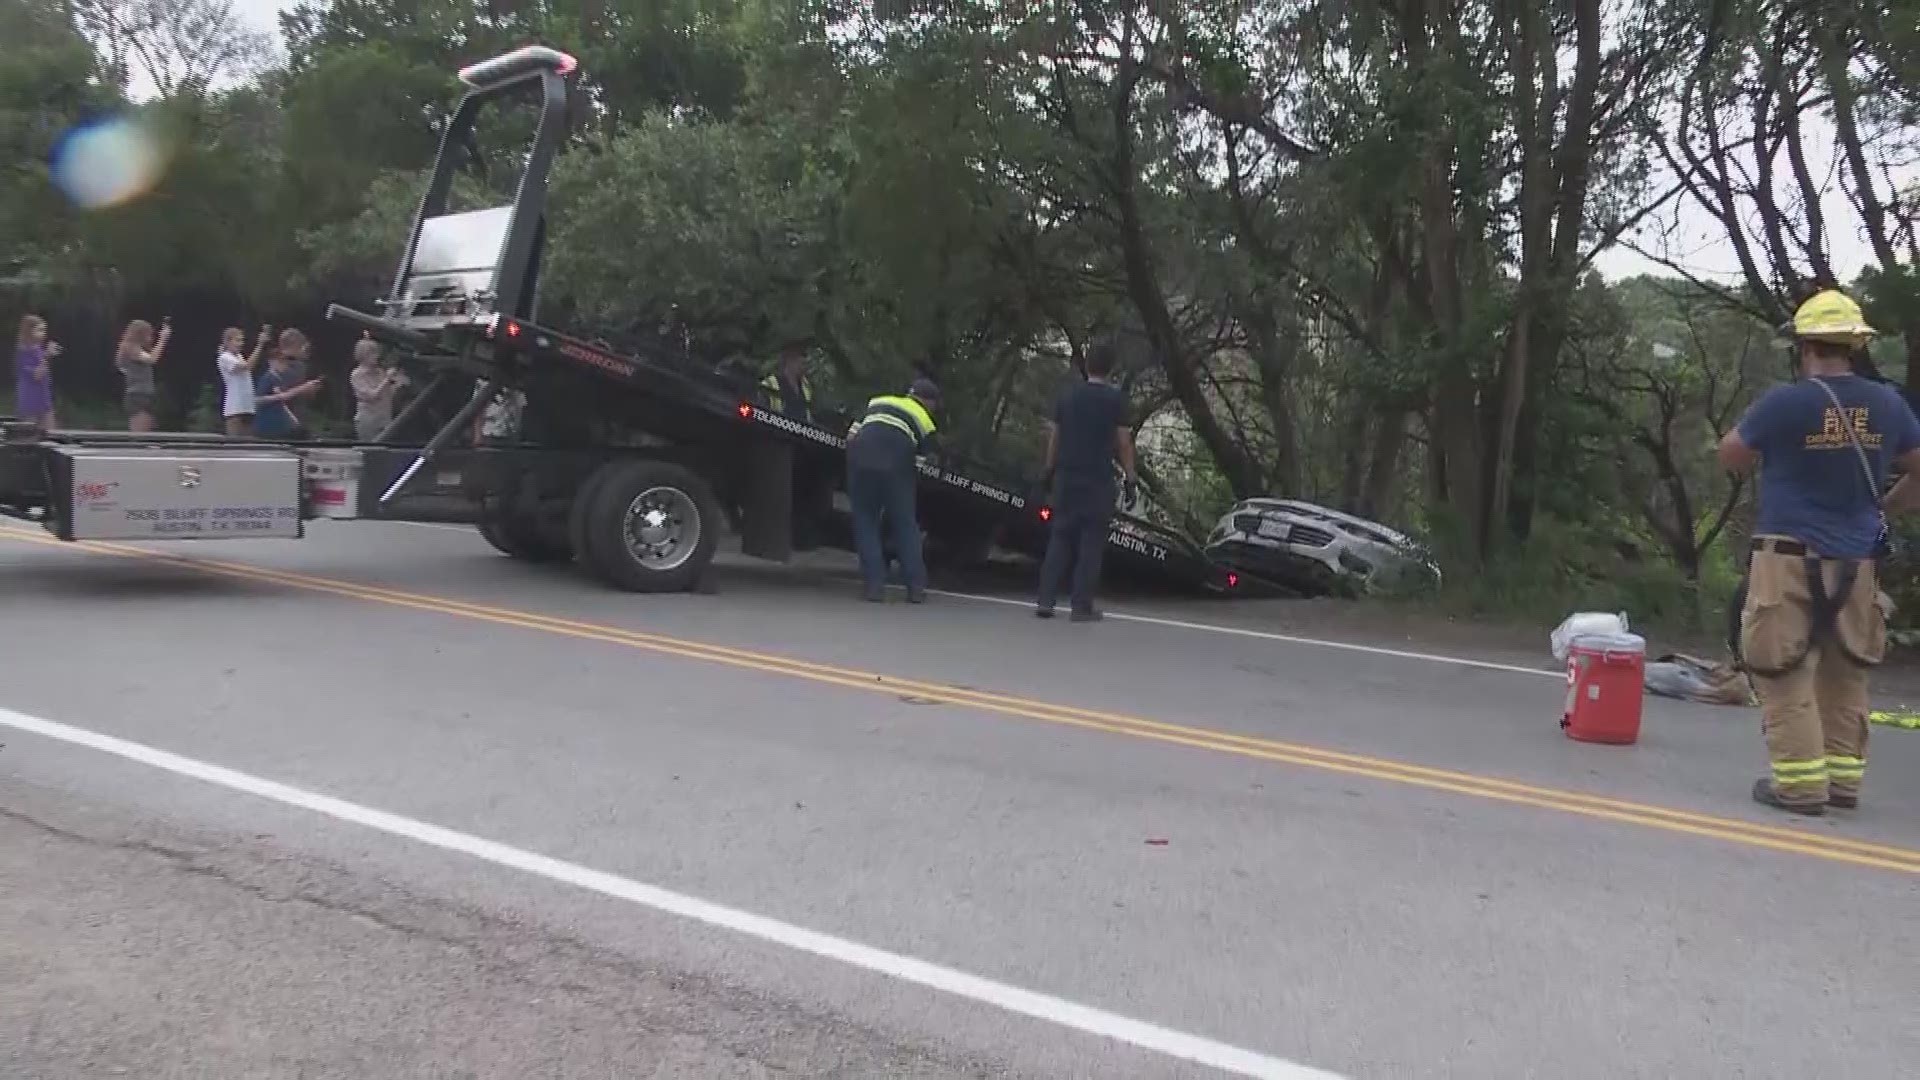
[1204,499,1440,597]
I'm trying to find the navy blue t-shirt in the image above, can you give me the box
[254,369,297,438]
[1738,375,1920,557]
[1052,379,1127,497]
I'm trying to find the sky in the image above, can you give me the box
[234,0,286,32]
[229,0,1905,287]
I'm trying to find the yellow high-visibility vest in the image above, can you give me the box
[761,372,813,416]
[851,394,935,448]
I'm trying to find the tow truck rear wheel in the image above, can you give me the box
[580,459,719,592]
[476,499,571,563]
[566,464,616,577]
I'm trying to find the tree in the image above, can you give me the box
[72,0,271,97]
[547,115,839,366]
[1652,0,1920,387]
[1574,278,1766,580]
[0,0,120,279]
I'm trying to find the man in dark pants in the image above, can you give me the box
[846,378,940,603]
[1036,342,1137,622]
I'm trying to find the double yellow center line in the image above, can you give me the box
[8,527,1920,876]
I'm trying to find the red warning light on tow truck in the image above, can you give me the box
[737,402,753,418]
[1038,506,1052,522]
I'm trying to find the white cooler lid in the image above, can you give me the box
[1568,631,1645,653]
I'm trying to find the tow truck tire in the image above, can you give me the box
[566,463,617,577]
[475,515,516,556]
[582,459,720,593]
[477,501,571,563]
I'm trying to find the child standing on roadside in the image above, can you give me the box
[216,324,273,436]
[117,317,171,432]
[348,336,408,442]
[253,328,322,440]
[13,315,60,429]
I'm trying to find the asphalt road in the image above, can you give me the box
[3,520,1917,1079]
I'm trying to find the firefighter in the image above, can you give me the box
[1718,288,1920,815]
[846,378,940,603]
[761,345,814,423]
[1036,341,1137,622]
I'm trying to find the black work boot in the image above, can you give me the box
[1828,790,1859,810]
[1751,777,1825,816]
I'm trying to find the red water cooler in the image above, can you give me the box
[1561,633,1646,744]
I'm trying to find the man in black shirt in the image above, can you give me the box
[1036,342,1137,621]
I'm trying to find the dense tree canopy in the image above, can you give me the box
[4,0,1916,623]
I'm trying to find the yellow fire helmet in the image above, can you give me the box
[1790,289,1878,346]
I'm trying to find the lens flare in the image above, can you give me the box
[50,115,166,210]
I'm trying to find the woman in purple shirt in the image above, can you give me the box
[13,314,61,429]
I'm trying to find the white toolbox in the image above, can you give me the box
[50,445,305,541]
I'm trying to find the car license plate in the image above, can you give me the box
[1257,520,1292,541]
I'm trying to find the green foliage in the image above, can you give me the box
[185,381,220,433]
[277,43,448,227]
[548,114,836,359]
[71,98,280,298]
[1425,516,1734,638]
[1886,525,1920,643]
[1856,263,1920,383]
[294,169,496,301]
[0,0,119,279]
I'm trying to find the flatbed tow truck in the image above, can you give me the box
[0,46,1238,597]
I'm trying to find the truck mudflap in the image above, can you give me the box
[45,445,304,541]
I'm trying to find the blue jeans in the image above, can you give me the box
[848,462,925,596]
[1037,491,1113,615]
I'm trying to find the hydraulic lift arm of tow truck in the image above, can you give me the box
[327,45,576,506]
[377,378,495,505]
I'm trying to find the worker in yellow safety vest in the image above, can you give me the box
[845,378,940,603]
[761,345,814,423]
[1718,288,1920,815]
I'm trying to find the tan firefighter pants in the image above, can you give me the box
[1740,539,1884,806]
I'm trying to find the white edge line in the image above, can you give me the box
[928,588,1562,679]
[0,706,1343,1080]
[390,521,476,532]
